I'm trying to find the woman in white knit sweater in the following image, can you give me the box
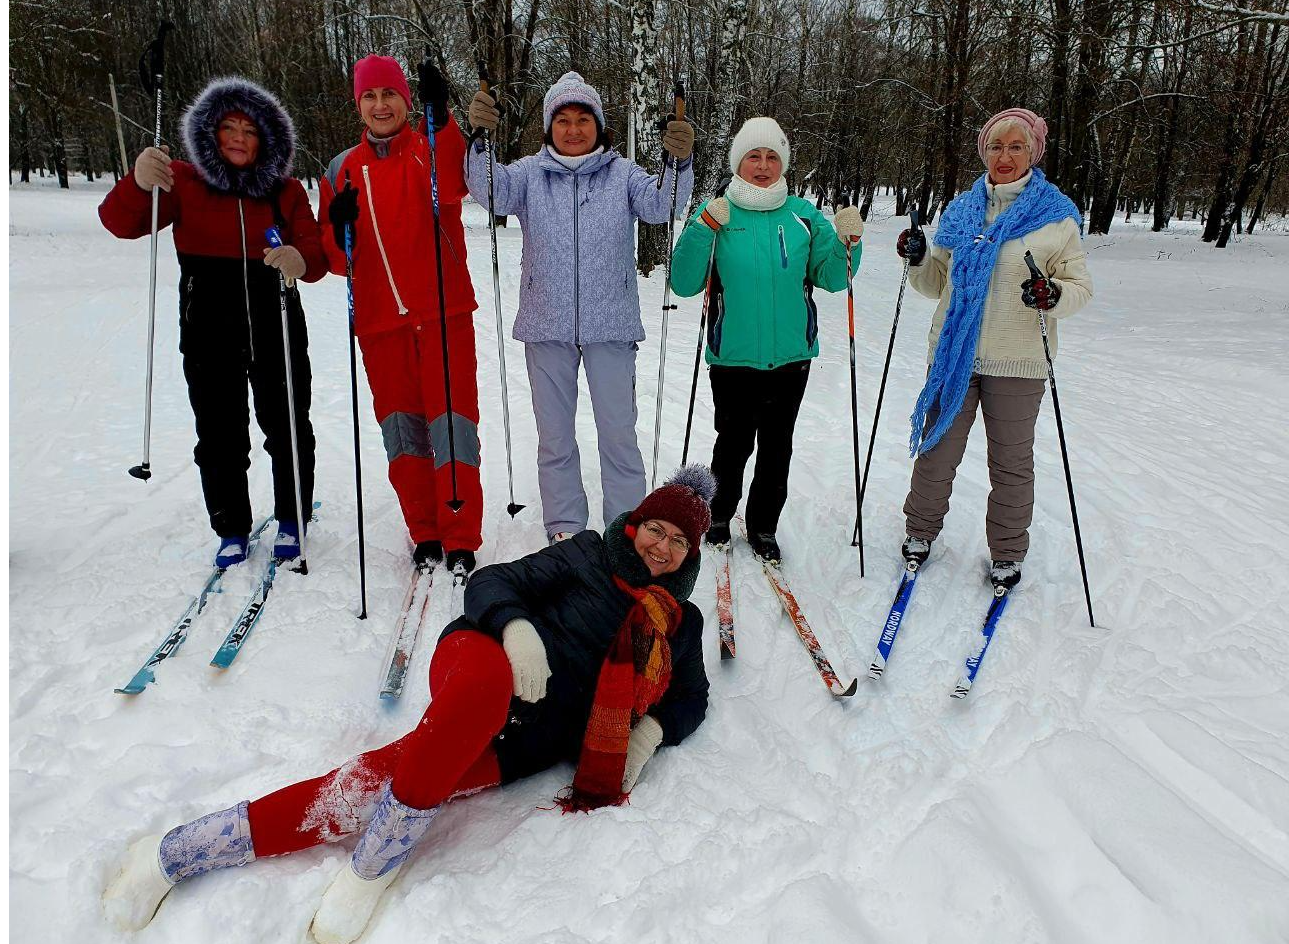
[895,107,1093,590]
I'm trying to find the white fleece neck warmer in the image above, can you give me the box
[545,144,605,170]
[727,174,789,212]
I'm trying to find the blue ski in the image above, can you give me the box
[116,518,273,695]
[210,502,320,671]
[868,562,921,680]
[951,587,1010,698]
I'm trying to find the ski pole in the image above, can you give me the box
[1025,251,1095,627]
[421,52,463,512]
[649,77,685,490]
[128,20,173,482]
[680,238,717,466]
[477,68,525,517]
[852,206,920,552]
[846,234,863,575]
[265,227,309,575]
[342,170,368,619]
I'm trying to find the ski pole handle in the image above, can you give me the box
[1023,250,1043,281]
[265,226,283,249]
[673,79,686,121]
[910,206,921,233]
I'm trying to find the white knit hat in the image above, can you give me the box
[543,72,604,131]
[728,117,790,174]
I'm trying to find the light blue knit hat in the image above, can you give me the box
[543,72,604,131]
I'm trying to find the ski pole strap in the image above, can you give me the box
[138,21,174,95]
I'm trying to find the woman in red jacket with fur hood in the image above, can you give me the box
[99,77,326,565]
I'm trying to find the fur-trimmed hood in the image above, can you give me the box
[182,77,295,198]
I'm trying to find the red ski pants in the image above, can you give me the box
[247,631,511,857]
[359,315,484,551]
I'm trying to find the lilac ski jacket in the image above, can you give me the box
[465,141,694,344]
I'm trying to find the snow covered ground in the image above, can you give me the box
[9,177,1289,944]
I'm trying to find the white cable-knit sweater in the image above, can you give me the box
[909,172,1094,379]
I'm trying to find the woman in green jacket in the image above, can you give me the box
[670,117,863,563]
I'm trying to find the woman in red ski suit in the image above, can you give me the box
[98,77,326,565]
[318,56,483,574]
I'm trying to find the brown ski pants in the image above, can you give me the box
[903,374,1047,561]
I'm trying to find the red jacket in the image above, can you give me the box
[319,120,477,337]
[98,162,327,282]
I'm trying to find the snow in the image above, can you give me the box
[9,176,1289,944]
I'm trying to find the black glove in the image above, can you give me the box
[896,227,926,265]
[328,181,360,250]
[1021,275,1062,311]
[418,57,450,131]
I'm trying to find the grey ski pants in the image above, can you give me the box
[524,340,647,538]
[903,373,1047,560]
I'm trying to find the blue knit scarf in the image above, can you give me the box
[908,167,1080,456]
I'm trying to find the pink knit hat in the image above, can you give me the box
[977,108,1048,163]
[352,55,413,110]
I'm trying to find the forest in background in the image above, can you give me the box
[10,0,1289,262]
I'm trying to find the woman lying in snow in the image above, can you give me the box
[102,466,715,944]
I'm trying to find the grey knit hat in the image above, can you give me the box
[543,72,604,131]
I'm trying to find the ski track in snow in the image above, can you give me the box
[9,179,1289,943]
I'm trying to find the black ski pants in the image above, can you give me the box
[708,359,811,536]
[178,258,315,538]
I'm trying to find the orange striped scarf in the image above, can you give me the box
[557,576,681,812]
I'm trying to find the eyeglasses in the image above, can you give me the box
[985,143,1029,157]
[641,520,691,555]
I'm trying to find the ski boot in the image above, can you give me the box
[900,535,931,570]
[274,521,303,560]
[989,560,1022,592]
[549,532,574,545]
[413,540,443,568]
[705,520,731,547]
[446,549,476,586]
[748,532,782,565]
[215,536,248,569]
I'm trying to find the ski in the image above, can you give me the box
[737,519,856,696]
[713,542,735,659]
[210,501,320,671]
[379,563,436,700]
[116,518,273,695]
[951,587,1011,698]
[869,562,921,680]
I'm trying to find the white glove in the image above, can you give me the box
[263,245,306,287]
[833,205,864,245]
[701,197,730,230]
[621,715,665,793]
[134,145,174,193]
[501,619,551,703]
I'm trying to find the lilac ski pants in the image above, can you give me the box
[524,340,647,538]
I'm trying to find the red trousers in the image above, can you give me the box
[359,315,484,551]
[248,631,511,857]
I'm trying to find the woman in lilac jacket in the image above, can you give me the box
[466,72,694,544]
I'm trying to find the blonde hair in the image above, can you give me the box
[985,117,1034,151]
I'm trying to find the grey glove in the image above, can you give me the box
[468,89,500,134]
[501,619,551,703]
[621,715,665,793]
[134,145,173,193]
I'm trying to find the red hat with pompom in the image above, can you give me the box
[626,465,717,558]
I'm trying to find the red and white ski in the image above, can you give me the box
[737,519,857,697]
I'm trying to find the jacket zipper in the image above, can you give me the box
[237,198,255,361]
[361,164,409,316]
[777,224,788,268]
[573,174,580,345]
